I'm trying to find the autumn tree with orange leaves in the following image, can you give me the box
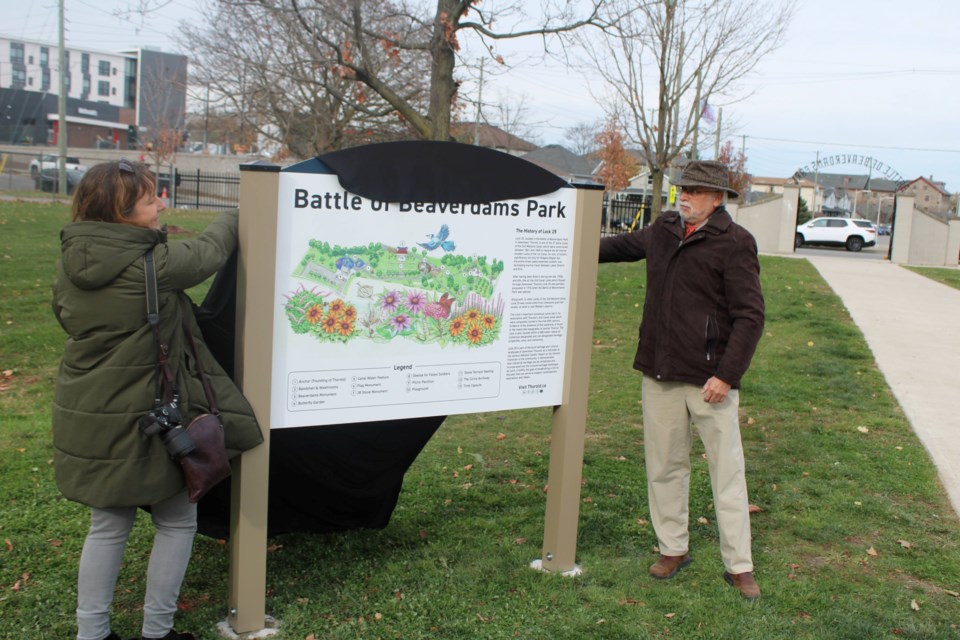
[716,140,749,198]
[594,119,638,193]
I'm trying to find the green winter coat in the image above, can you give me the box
[52,209,263,508]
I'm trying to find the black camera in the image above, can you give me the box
[139,401,196,460]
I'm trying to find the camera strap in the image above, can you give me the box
[144,249,179,406]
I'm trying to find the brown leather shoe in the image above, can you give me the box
[649,554,692,579]
[723,571,761,600]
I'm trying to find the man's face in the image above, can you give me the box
[678,186,723,225]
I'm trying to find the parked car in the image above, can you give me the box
[795,217,877,252]
[877,224,891,236]
[29,154,87,178]
[34,167,86,194]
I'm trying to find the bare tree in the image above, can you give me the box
[581,0,794,217]
[181,0,610,147]
[565,120,603,158]
[179,1,421,157]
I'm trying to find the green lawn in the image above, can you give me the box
[1,197,958,639]
[904,265,960,291]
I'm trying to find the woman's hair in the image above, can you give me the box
[71,160,157,223]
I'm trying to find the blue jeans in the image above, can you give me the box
[76,490,196,640]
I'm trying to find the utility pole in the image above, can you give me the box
[813,150,820,214]
[203,85,210,149]
[690,70,701,160]
[713,107,722,158]
[473,58,484,146]
[57,0,67,196]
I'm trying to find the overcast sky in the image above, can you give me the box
[5,0,959,191]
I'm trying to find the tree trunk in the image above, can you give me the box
[427,0,460,141]
[650,168,665,219]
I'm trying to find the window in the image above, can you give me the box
[99,60,110,75]
[82,52,90,71]
[827,219,847,228]
[810,219,829,228]
[853,220,873,229]
[98,80,110,96]
[11,68,26,88]
[41,68,50,91]
[40,47,49,66]
[28,55,34,65]
[10,42,25,65]
[111,87,116,95]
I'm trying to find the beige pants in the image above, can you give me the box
[641,376,753,574]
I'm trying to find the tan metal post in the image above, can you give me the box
[229,164,280,632]
[539,186,603,573]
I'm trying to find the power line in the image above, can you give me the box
[748,135,960,154]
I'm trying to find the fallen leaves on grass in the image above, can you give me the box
[910,599,921,611]
[748,504,764,513]
[857,426,870,434]
[619,598,646,606]
[898,540,913,549]
[867,547,879,557]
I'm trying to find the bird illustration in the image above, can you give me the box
[418,224,456,252]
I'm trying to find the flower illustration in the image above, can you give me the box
[337,318,354,336]
[321,315,338,333]
[381,290,400,313]
[464,308,482,325]
[423,302,445,319]
[390,313,413,333]
[449,317,465,336]
[406,290,427,314]
[327,298,346,317]
[343,305,357,322]
[467,325,483,344]
[306,304,324,324]
[482,314,496,330]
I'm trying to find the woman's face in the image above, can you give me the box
[127,187,165,229]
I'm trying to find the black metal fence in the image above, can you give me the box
[173,169,240,210]
[602,195,652,235]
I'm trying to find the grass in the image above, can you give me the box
[2,196,959,639]
[904,265,960,291]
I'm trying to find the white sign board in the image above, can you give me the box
[269,170,578,427]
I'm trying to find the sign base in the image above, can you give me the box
[216,615,280,639]
[529,558,583,577]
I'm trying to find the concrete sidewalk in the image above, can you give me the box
[807,256,960,518]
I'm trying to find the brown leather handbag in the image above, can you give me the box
[145,249,231,503]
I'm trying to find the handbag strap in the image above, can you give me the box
[144,249,178,405]
[182,319,219,416]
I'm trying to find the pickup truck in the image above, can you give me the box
[29,154,88,177]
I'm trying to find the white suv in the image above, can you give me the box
[29,154,87,177]
[795,217,877,252]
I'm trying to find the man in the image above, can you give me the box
[599,160,765,599]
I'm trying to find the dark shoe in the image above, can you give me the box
[142,632,195,640]
[649,553,692,579]
[100,633,123,640]
[723,571,761,600]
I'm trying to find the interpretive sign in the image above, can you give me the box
[270,169,579,427]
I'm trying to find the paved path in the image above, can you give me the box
[807,256,960,518]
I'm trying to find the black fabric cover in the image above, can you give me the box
[318,140,568,204]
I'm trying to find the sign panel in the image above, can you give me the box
[269,170,579,427]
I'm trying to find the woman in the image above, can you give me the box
[51,160,263,640]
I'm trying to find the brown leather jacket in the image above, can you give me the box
[599,208,764,388]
